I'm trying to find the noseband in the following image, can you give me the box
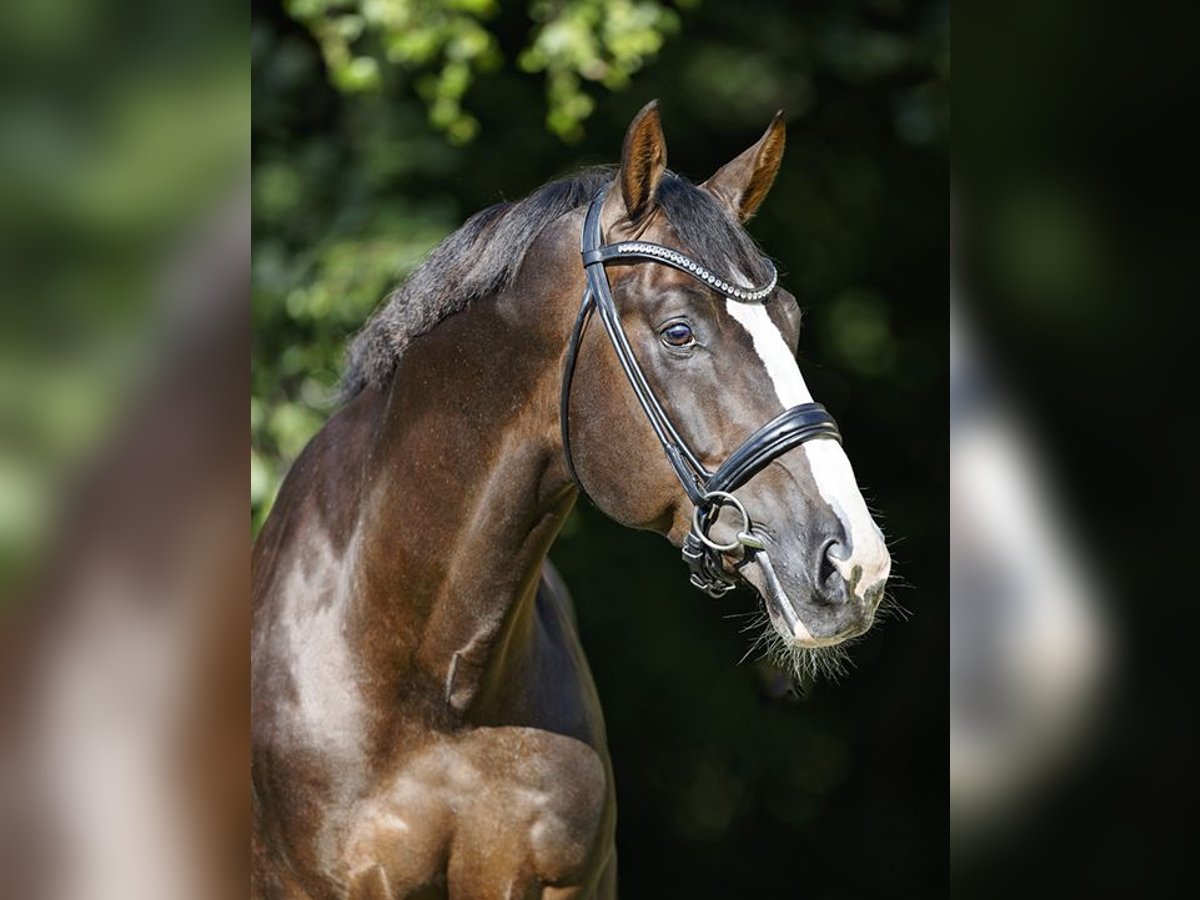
[560,186,842,598]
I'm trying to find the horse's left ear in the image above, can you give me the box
[703,111,786,223]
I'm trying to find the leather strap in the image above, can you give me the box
[559,293,595,496]
[707,404,841,494]
[582,242,777,302]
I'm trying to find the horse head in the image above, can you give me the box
[563,102,892,671]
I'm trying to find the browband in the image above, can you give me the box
[581,242,778,302]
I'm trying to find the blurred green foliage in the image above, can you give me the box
[284,0,684,142]
[253,0,946,892]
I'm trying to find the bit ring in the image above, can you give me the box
[692,490,753,553]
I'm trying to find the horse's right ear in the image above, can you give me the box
[615,100,667,225]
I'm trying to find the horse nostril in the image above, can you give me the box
[818,550,838,586]
[816,535,849,588]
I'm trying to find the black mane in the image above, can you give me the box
[341,169,772,399]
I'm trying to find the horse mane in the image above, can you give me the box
[340,167,773,399]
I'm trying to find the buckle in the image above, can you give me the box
[682,533,740,599]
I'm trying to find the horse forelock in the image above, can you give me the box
[653,175,774,289]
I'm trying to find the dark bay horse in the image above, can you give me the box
[252,102,891,899]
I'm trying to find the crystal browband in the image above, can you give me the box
[582,240,778,302]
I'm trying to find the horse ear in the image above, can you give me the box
[617,100,667,224]
[703,111,786,223]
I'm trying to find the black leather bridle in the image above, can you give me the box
[561,186,842,597]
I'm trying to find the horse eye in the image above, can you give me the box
[661,322,695,347]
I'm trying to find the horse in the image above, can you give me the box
[251,101,891,899]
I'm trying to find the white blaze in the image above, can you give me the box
[723,299,891,596]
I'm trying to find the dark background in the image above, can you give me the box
[253,0,947,895]
[955,3,1199,896]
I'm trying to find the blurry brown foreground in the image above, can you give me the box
[0,1,247,896]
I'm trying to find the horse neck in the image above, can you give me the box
[348,235,581,725]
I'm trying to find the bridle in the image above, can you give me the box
[560,186,843,597]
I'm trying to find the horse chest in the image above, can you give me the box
[342,727,613,898]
